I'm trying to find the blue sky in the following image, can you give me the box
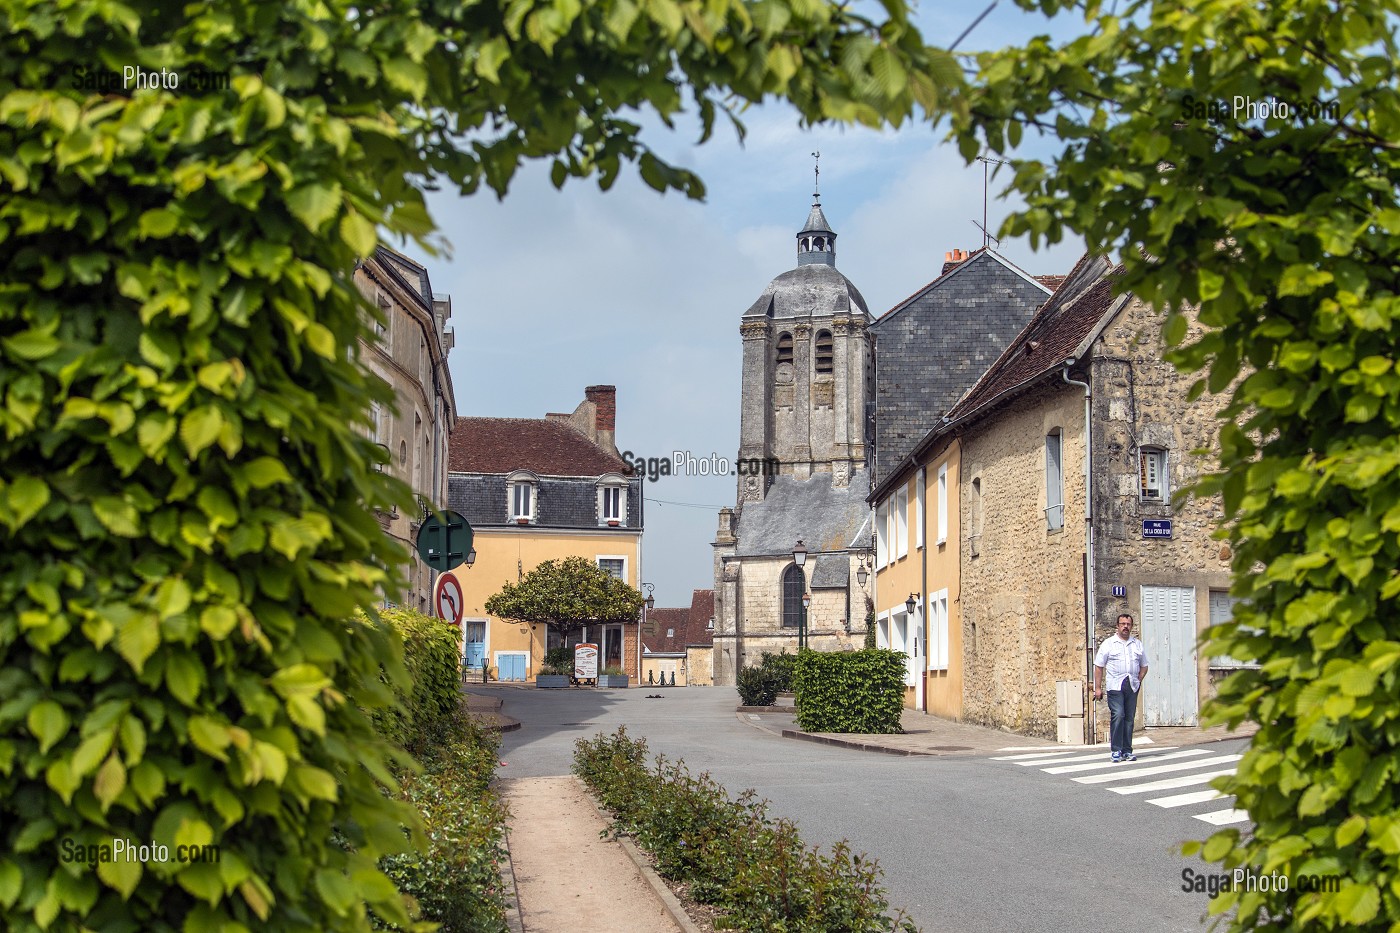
[423,3,1091,607]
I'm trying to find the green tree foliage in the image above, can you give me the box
[956,2,1400,928]
[369,609,462,754]
[485,556,643,641]
[794,650,905,734]
[0,0,961,928]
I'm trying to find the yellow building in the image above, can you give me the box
[871,441,962,716]
[447,387,643,682]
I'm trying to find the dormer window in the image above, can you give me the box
[597,473,628,526]
[506,470,539,524]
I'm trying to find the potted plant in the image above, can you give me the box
[597,665,629,688]
[535,647,572,688]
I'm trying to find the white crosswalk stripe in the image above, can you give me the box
[992,743,1249,828]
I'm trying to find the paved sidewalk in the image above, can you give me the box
[740,699,1257,756]
[499,776,688,933]
[463,689,522,732]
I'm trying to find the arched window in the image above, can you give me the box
[781,564,805,628]
[814,330,833,373]
[776,332,794,365]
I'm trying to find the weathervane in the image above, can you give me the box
[811,150,821,202]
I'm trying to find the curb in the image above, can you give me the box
[583,783,704,933]
[499,827,526,933]
[779,729,935,757]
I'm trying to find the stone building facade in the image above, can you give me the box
[712,196,875,685]
[939,254,1234,741]
[354,246,457,613]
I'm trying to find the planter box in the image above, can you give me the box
[597,675,629,688]
[535,675,571,688]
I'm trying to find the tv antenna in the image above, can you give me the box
[975,155,1008,249]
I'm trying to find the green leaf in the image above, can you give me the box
[138,209,179,238]
[97,857,142,900]
[165,653,203,705]
[286,183,342,233]
[27,701,69,755]
[5,476,50,529]
[0,860,22,909]
[340,211,377,257]
[180,405,224,457]
[93,752,127,810]
[244,457,291,489]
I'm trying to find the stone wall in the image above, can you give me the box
[1088,298,1233,731]
[959,383,1088,738]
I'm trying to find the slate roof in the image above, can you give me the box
[735,470,871,557]
[446,472,642,531]
[869,250,1052,482]
[642,594,715,654]
[810,554,850,589]
[947,253,1119,421]
[800,201,835,236]
[870,253,1123,502]
[449,417,629,476]
[744,264,870,319]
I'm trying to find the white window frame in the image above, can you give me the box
[915,468,925,550]
[1045,430,1064,532]
[936,462,948,545]
[876,501,889,567]
[369,400,382,444]
[507,470,538,523]
[1209,591,1259,669]
[1140,447,1167,501]
[597,473,629,526]
[894,485,909,560]
[928,589,949,672]
[875,609,890,649]
[375,290,390,338]
[596,555,628,583]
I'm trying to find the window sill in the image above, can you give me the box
[935,538,947,548]
[1047,526,1065,536]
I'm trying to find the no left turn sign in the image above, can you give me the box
[434,571,464,627]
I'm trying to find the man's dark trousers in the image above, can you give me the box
[1107,681,1139,756]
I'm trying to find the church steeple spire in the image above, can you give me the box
[797,150,836,267]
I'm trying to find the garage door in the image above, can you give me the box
[1141,585,1198,726]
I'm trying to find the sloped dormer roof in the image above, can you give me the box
[449,418,628,477]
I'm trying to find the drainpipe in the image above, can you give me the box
[1062,362,1094,745]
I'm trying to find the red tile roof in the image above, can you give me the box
[449,417,629,476]
[643,590,716,653]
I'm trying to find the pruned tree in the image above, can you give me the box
[0,0,960,927]
[485,557,643,642]
[956,1,1400,928]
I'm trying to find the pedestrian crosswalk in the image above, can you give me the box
[990,744,1249,826]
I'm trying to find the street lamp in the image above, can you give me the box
[792,540,808,568]
[906,593,919,616]
[801,591,812,650]
[640,583,655,684]
[465,547,477,568]
[856,555,869,586]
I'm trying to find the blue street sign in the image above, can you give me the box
[1142,519,1173,539]
[1111,585,1127,598]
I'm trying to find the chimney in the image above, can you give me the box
[582,385,617,456]
[941,247,975,276]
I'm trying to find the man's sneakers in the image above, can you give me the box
[1124,753,1138,762]
[1111,752,1122,763]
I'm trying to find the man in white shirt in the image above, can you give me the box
[1092,613,1150,762]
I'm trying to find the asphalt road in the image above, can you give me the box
[484,684,1250,933]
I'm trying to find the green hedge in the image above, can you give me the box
[793,650,906,734]
[573,728,918,933]
[736,665,779,707]
[377,714,507,933]
[369,608,462,753]
[760,650,798,693]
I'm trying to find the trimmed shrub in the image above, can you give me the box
[377,714,507,933]
[370,608,463,752]
[759,650,798,693]
[863,610,878,649]
[736,665,779,707]
[574,728,918,932]
[794,650,906,734]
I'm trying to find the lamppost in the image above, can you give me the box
[801,592,812,650]
[793,541,809,650]
[640,582,655,683]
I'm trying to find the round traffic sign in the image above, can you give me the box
[434,571,465,626]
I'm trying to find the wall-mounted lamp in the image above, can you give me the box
[465,547,477,568]
[642,582,656,611]
[792,540,808,568]
[906,593,919,616]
